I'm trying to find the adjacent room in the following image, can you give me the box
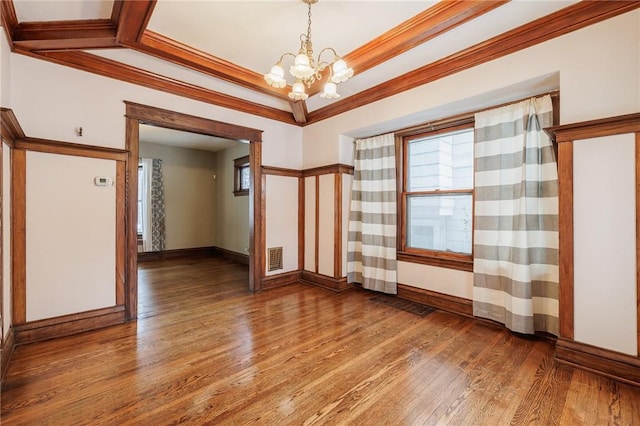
[0,0,639,424]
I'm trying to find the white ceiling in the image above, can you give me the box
[11,0,582,121]
[139,124,240,153]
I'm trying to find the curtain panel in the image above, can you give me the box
[347,133,397,294]
[150,158,166,252]
[141,158,166,252]
[473,95,559,335]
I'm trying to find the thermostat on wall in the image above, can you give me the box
[94,176,113,186]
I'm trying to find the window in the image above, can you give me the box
[400,124,474,269]
[233,155,250,196]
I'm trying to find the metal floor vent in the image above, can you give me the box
[268,247,283,272]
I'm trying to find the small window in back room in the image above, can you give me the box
[234,155,250,196]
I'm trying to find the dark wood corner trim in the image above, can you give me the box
[1,108,26,143]
[303,163,354,177]
[15,137,127,161]
[637,132,640,356]
[397,252,473,273]
[1,326,15,386]
[13,306,126,345]
[301,271,352,292]
[124,101,264,143]
[555,338,640,388]
[11,148,26,325]
[261,166,303,178]
[557,141,574,340]
[546,112,640,143]
[397,283,473,317]
[261,271,302,290]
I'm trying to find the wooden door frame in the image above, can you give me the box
[124,102,264,321]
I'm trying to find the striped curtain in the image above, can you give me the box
[150,159,166,251]
[473,95,558,335]
[141,158,166,252]
[347,133,397,294]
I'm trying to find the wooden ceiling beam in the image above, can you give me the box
[116,0,156,44]
[290,101,308,125]
[305,0,509,96]
[130,31,290,101]
[307,0,640,125]
[12,19,118,51]
[0,0,18,45]
[21,49,296,125]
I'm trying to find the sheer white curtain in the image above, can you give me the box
[473,95,559,335]
[347,133,397,294]
[140,158,154,252]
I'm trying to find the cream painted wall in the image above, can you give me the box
[302,10,640,302]
[213,143,250,254]
[317,174,335,276]
[6,43,302,322]
[0,31,11,107]
[265,175,298,275]
[26,152,116,321]
[573,134,637,356]
[139,142,217,251]
[2,143,11,337]
[304,177,315,272]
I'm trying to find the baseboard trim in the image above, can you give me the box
[13,306,126,345]
[138,246,217,262]
[301,271,352,292]
[1,326,15,385]
[555,338,640,387]
[212,246,250,265]
[262,271,301,290]
[397,283,473,317]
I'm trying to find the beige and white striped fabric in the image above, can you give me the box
[473,95,559,335]
[347,133,397,294]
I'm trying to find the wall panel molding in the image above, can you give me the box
[0,326,15,384]
[397,283,473,317]
[13,306,125,345]
[262,271,302,290]
[556,338,640,387]
[300,271,352,292]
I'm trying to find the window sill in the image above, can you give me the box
[397,251,473,272]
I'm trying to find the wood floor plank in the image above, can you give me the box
[2,256,640,425]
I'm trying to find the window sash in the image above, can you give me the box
[399,123,474,269]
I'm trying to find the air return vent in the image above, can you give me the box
[268,247,283,272]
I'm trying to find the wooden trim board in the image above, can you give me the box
[13,306,126,345]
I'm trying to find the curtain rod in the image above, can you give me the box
[356,90,560,141]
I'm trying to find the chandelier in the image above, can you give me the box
[263,0,354,101]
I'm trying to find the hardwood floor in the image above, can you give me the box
[2,256,639,425]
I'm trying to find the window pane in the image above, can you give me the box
[408,129,474,191]
[240,165,250,190]
[407,194,472,254]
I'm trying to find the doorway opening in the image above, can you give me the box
[124,102,264,321]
